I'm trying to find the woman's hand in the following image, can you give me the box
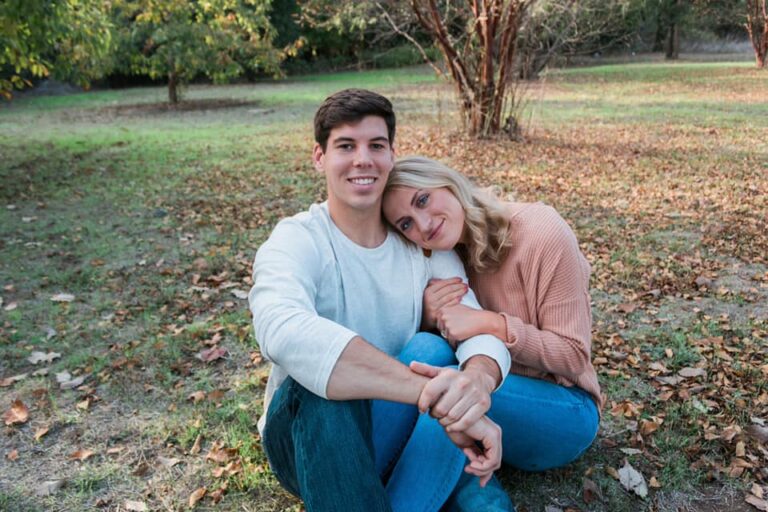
[436,304,501,348]
[422,278,467,330]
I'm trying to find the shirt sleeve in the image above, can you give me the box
[500,209,592,381]
[248,219,358,398]
[429,250,511,387]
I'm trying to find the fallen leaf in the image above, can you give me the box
[746,425,768,443]
[60,375,86,390]
[190,433,203,454]
[44,327,57,340]
[677,367,706,378]
[34,426,50,440]
[649,476,661,488]
[3,399,29,425]
[544,506,564,512]
[189,487,206,508]
[76,398,91,410]
[210,483,227,503]
[27,351,61,364]
[157,456,181,468]
[618,460,648,498]
[205,442,236,464]
[752,484,765,499]
[736,441,746,457]
[55,371,72,383]
[232,289,249,300]
[746,494,768,512]
[69,449,95,461]
[620,448,643,455]
[617,303,636,314]
[7,449,19,461]
[606,466,620,480]
[50,293,75,302]
[107,446,124,455]
[4,301,18,311]
[188,391,206,403]
[196,346,227,363]
[583,477,601,503]
[35,479,65,496]
[124,500,148,512]
[0,373,28,387]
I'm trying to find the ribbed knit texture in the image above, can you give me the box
[467,202,603,409]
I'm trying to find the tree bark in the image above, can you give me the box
[665,21,679,59]
[746,0,768,69]
[168,71,179,104]
[410,0,532,137]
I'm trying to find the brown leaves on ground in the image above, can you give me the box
[188,487,206,508]
[69,449,95,462]
[3,399,29,425]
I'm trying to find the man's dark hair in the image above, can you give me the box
[314,89,396,151]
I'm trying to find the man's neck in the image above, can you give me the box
[327,201,388,248]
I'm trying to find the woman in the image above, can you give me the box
[382,156,602,477]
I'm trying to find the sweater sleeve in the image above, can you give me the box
[430,250,512,384]
[249,219,358,399]
[500,210,592,381]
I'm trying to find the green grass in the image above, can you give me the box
[1,60,765,511]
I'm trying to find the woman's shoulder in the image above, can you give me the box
[505,201,567,229]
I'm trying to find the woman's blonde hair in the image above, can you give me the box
[385,156,513,273]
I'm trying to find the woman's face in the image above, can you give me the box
[383,186,466,251]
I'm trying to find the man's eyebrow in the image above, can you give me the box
[332,137,355,145]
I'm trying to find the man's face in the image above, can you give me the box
[312,116,395,216]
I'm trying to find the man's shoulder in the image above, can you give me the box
[257,203,333,261]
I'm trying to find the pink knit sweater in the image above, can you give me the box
[466,202,603,409]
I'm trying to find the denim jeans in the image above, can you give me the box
[263,333,465,512]
[262,332,599,511]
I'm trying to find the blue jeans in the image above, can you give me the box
[263,333,464,512]
[262,332,599,511]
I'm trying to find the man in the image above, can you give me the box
[249,89,514,511]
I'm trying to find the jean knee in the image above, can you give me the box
[398,332,456,367]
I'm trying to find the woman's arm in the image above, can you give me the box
[433,210,593,382]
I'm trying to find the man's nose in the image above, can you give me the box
[353,147,373,167]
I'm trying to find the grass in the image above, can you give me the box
[1,58,767,511]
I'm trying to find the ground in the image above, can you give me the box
[0,59,766,512]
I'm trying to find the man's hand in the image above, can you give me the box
[410,361,495,433]
[422,278,467,330]
[444,416,502,487]
[436,304,501,348]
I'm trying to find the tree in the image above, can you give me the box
[111,0,281,103]
[0,0,113,99]
[403,0,536,138]
[746,0,768,68]
[517,0,646,79]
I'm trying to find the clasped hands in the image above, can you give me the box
[411,359,501,487]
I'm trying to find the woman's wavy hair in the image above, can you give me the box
[385,156,513,273]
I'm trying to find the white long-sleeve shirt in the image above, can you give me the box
[249,202,511,431]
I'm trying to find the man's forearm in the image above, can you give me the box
[326,336,428,404]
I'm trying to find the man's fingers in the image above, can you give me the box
[445,403,486,432]
[410,361,441,378]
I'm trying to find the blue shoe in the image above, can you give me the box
[441,472,515,512]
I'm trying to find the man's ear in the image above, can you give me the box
[312,143,324,172]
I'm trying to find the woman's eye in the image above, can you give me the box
[416,193,429,207]
[400,219,412,231]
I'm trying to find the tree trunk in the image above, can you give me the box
[746,0,768,69]
[665,22,679,59]
[168,71,179,104]
[410,0,532,138]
